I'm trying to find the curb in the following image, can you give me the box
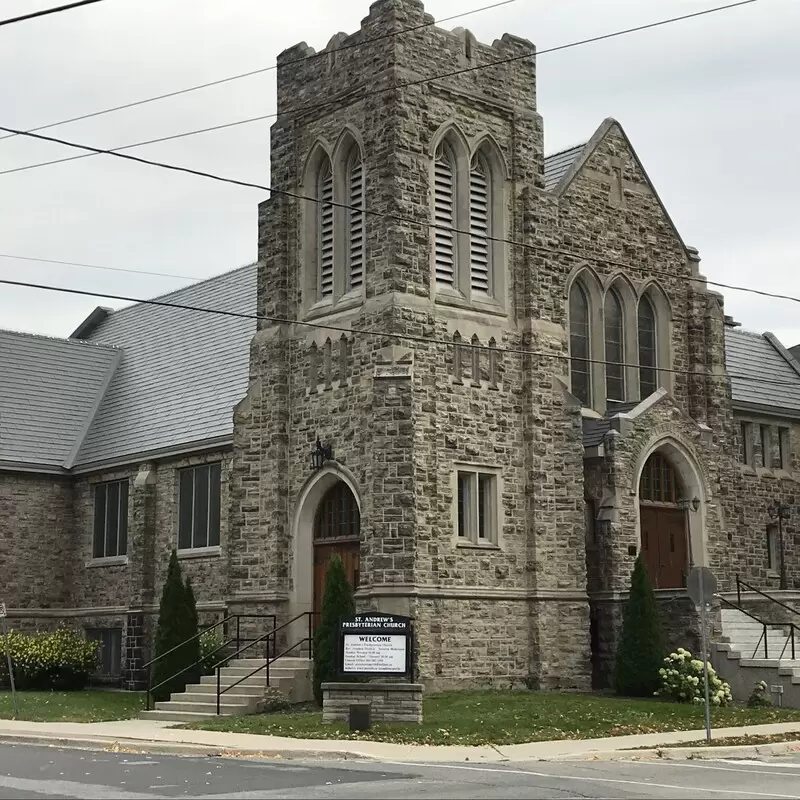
[537,740,800,763]
[0,733,374,762]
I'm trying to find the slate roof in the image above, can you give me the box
[724,327,800,415]
[0,330,119,470]
[543,143,586,191]
[73,263,258,468]
[582,402,641,449]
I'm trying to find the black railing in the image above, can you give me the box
[215,611,317,715]
[736,574,800,620]
[144,613,276,711]
[720,594,798,660]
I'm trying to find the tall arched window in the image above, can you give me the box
[569,282,591,406]
[314,482,360,541]
[433,142,457,288]
[604,290,625,401]
[469,153,491,294]
[638,295,658,397]
[317,157,334,298]
[345,147,364,293]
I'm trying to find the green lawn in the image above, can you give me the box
[184,691,800,746]
[0,690,145,722]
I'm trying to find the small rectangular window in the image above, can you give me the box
[778,428,789,470]
[759,425,771,468]
[86,628,122,678]
[456,469,499,544]
[92,480,129,559]
[178,463,222,550]
[767,524,780,572]
[739,422,753,466]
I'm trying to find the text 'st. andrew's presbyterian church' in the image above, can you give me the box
[1,0,799,692]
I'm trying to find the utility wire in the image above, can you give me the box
[0,0,109,28]
[0,118,795,311]
[0,0,516,143]
[0,0,758,176]
[1,275,797,390]
[0,252,194,281]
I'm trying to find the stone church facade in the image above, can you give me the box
[2,0,799,692]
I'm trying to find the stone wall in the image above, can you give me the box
[0,472,75,611]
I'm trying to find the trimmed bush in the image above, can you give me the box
[614,554,664,697]
[0,628,98,690]
[312,555,355,706]
[151,550,198,702]
[657,648,732,706]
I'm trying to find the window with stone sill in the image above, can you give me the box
[767,524,780,572]
[456,468,499,544]
[93,479,129,559]
[178,463,221,551]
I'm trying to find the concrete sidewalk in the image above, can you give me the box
[0,717,800,763]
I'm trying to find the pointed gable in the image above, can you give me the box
[550,117,688,254]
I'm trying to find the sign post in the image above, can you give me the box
[687,567,718,742]
[0,603,19,718]
[338,613,413,678]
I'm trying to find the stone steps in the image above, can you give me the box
[140,655,313,722]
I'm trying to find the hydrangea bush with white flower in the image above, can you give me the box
[656,648,733,706]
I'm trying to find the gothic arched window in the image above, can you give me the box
[604,289,625,401]
[638,294,658,397]
[317,157,334,298]
[469,152,491,294]
[345,147,364,293]
[314,482,360,541]
[569,281,591,406]
[433,141,457,288]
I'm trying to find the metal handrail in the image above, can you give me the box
[145,613,275,711]
[720,594,798,660]
[736,574,800,619]
[214,611,317,715]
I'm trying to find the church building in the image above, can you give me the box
[1,0,798,692]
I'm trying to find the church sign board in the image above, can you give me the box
[338,613,412,678]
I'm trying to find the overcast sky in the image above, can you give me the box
[1,0,798,347]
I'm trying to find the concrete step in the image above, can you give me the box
[154,700,253,715]
[170,691,256,705]
[140,709,220,722]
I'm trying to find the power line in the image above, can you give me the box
[0,0,759,176]
[0,0,109,28]
[1,275,797,390]
[0,115,795,312]
[0,0,516,143]
[0,252,194,281]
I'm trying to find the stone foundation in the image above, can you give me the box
[322,682,423,724]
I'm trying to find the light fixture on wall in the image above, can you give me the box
[310,437,333,471]
[678,496,701,513]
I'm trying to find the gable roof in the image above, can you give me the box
[725,327,800,416]
[73,264,258,469]
[0,330,120,471]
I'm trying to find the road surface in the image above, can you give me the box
[1,742,800,798]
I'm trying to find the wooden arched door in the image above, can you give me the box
[313,482,360,623]
[639,452,689,589]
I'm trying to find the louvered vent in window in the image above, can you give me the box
[318,160,334,298]
[434,144,456,287]
[347,151,364,292]
[469,155,490,294]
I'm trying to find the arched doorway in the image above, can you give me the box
[313,481,360,620]
[639,451,689,589]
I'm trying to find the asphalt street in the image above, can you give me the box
[2,743,800,799]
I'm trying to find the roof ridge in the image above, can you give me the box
[544,141,587,159]
[0,327,119,350]
[96,261,258,321]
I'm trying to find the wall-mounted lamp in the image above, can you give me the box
[678,496,701,513]
[310,437,333,471]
